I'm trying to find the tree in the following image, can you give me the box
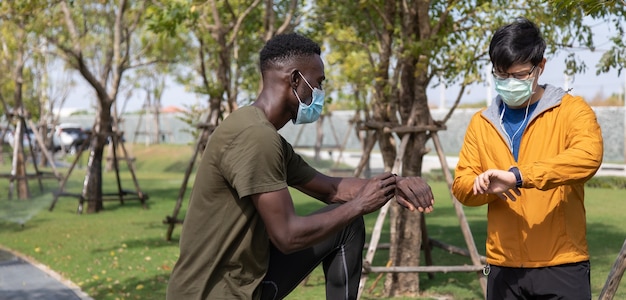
[149,0,300,130]
[313,0,623,296]
[0,1,45,199]
[41,0,174,213]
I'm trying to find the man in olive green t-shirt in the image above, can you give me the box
[166,33,435,300]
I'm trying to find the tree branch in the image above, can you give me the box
[127,59,178,70]
[59,0,81,54]
[208,0,223,38]
[228,0,262,46]
[431,0,457,36]
[275,0,298,36]
[263,0,275,41]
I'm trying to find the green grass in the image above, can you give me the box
[0,144,624,299]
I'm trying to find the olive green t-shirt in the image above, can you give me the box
[166,105,317,300]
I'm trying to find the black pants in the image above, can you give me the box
[259,204,365,300]
[487,261,591,300]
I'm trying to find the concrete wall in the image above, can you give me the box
[60,106,625,162]
[277,107,624,163]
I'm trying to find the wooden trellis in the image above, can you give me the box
[49,128,147,213]
[354,110,487,299]
[599,239,626,300]
[0,112,62,199]
[291,112,350,166]
[132,98,172,145]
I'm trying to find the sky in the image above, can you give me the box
[63,20,625,113]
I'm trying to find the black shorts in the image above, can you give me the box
[487,261,591,300]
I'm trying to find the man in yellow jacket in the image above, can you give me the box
[452,18,603,299]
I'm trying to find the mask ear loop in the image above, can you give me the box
[500,66,538,148]
[500,100,532,148]
[291,70,305,104]
[297,71,314,91]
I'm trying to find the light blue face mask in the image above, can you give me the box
[494,76,535,107]
[293,72,325,125]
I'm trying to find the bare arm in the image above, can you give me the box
[295,172,434,212]
[251,172,397,254]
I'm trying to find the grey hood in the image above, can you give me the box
[481,84,567,148]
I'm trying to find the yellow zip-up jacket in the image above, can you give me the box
[452,84,603,268]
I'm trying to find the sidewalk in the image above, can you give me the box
[0,247,92,300]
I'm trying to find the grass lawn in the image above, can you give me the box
[0,143,624,299]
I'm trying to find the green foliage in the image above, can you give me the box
[145,0,302,113]
[145,1,198,37]
[550,0,625,17]
[312,0,626,117]
[547,0,626,75]
[585,175,626,189]
[0,1,49,121]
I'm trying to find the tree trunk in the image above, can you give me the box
[83,101,113,213]
[13,121,30,200]
[386,124,430,296]
[383,42,432,294]
[13,42,29,200]
[154,103,161,144]
[37,122,51,168]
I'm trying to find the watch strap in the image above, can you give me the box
[508,166,523,188]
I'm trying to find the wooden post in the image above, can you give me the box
[164,123,214,241]
[356,95,486,298]
[49,129,147,213]
[49,137,91,211]
[357,100,418,298]
[431,132,487,295]
[599,239,626,300]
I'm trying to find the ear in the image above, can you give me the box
[290,70,300,90]
[538,57,547,75]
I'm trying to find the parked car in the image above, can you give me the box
[2,127,37,148]
[52,123,90,154]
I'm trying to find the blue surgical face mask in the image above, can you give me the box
[494,76,535,107]
[293,72,325,125]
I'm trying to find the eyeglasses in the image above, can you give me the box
[492,65,537,80]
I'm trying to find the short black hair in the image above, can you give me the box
[489,18,546,72]
[259,33,321,72]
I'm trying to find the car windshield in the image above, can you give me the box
[63,128,82,133]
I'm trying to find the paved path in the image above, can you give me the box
[0,247,92,300]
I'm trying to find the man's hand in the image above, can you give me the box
[353,172,398,214]
[395,176,434,213]
[473,169,521,201]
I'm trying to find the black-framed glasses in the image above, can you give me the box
[492,65,537,80]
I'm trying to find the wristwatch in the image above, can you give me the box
[508,166,523,188]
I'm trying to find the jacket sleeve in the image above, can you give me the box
[518,96,603,190]
[452,114,499,207]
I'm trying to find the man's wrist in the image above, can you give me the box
[508,166,523,188]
